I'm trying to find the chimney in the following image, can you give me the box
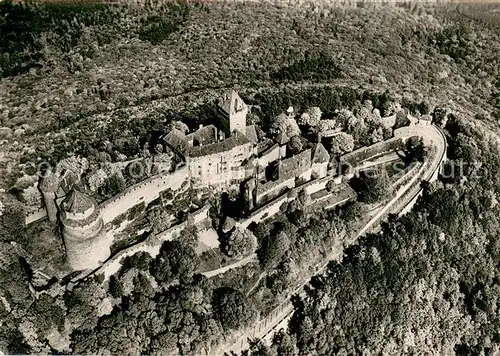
[214,126,218,141]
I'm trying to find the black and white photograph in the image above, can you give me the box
[0,0,499,354]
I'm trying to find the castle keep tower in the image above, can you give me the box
[218,90,248,136]
[60,189,110,271]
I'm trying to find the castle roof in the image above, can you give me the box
[275,131,289,145]
[312,143,330,164]
[218,90,247,116]
[187,125,218,146]
[255,126,266,141]
[279,149,311,179]
[188,130,251,158]
[164,128,189,156]
[61,189,95,214]
[245,125,258,144]
[59,170,79,195]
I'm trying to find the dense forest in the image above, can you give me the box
[1,0,499,189]
[1,0,500,354]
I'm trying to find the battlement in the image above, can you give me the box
[25,207,48,225]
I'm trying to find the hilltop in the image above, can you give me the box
[0,1,498,189]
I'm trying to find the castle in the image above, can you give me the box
[38,90,332,271]
[163,90,257,189]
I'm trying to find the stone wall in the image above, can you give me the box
[340,137,405,167]
[258,144,280,167]
[85,204,210,281]
[279,149,311,180]
[238,194,289,229]
[302,175,332,196]
[189,142,253,188]
[100,166,189,225]
[255,176,295,205]
[25,207,48,225]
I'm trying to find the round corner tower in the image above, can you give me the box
[60,189,110,271]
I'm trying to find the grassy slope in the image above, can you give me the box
[0,1,498,189]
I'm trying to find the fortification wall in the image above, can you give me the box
[192,204,211,225]
[100,166,189,224]
[318,128,342,139]
[391,161,423,188]
[340,137,405,167]
[256,176,295,205]
[239,194,288,229]
[25,207,48,225]
[83,204,210,281]
[393,126,421,139]
[302,175,331,196]
[321,188,357,210]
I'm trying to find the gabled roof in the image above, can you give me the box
[59,169,79,195]
[245,125,258,144]
[164,128,189,156]
[279,149,312,179]
[61,189,95,214]
[188,130,251,158]
[218,90,247,116]
[312,143,330,164]
[187,125,218,146]
[275,131,289,145]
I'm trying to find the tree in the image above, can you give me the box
[287,135,303,155]
[211,287,256,331]
[298,107,322,127]
[177,225,198,248]
[224,228,257,259]
[272,329,297,355]
[150,240,199,284]
[109,275,124,298]
[270,113,300,138]
[405,137,426,163]
[0,194,26,244]
[346,114,368,145]
[258,229,290,268]
[120,251,153,275]
[357,169,392,204]
[318,119,336,133]
[101,172,126,198]
[244,338,273,356]
[341,201,363,222]
[330,132,354,155]
[148,208,172,234]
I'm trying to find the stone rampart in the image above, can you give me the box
[255,176,295,205]
[85,204,210,281]
[302,175,332,196]
[100,166,189,224]
[25,207,48,225]
[340,137,405,167]
[238,194,289,229]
